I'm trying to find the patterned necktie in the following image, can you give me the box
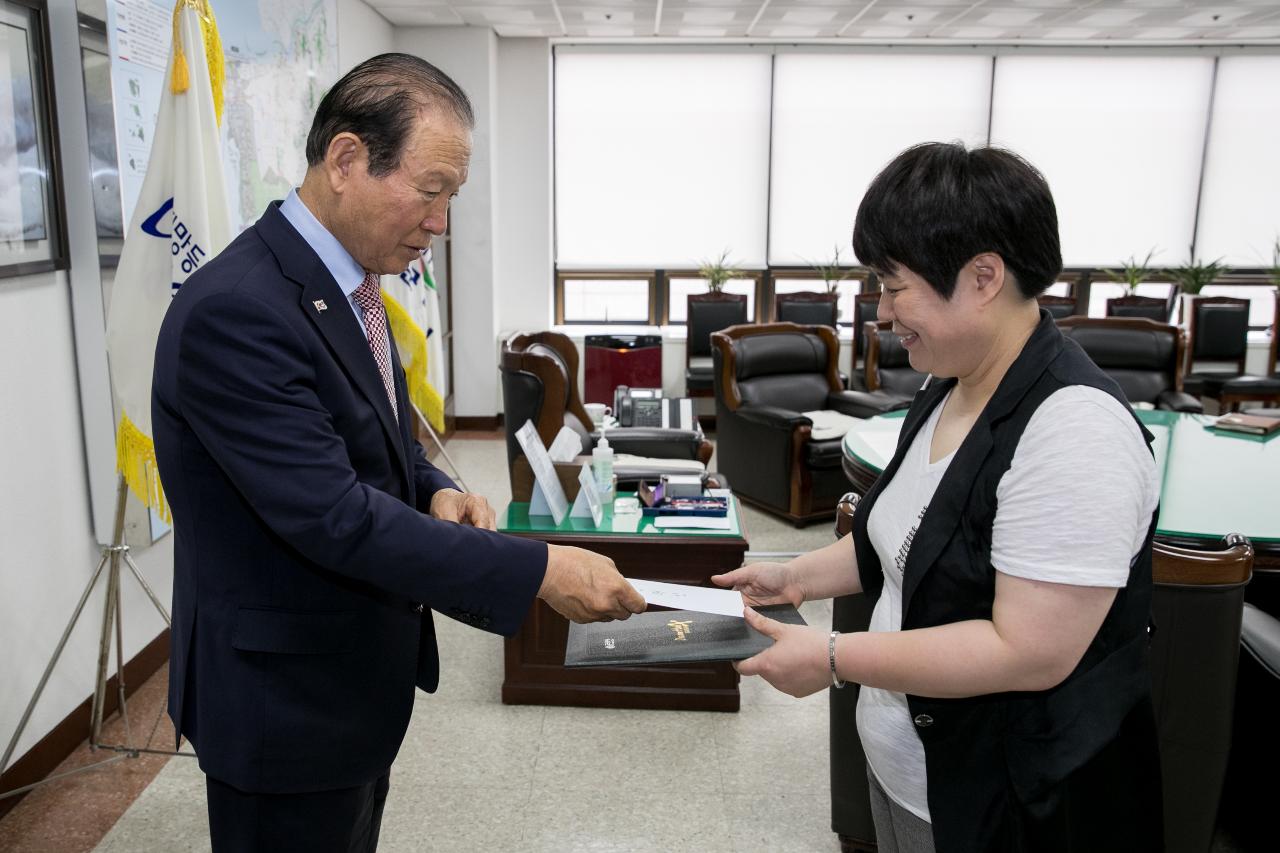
[351,272,399,423]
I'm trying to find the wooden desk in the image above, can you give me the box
[497,495,749,712]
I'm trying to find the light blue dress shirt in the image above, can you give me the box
[279,188,369,339]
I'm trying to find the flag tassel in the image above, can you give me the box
[116,413,171,524]
[382,291,446,433]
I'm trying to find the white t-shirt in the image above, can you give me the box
[855,385,1160,822]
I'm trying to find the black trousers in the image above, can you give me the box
[206,771,390,853]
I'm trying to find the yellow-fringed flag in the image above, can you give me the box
[105,0,231,523]
[383,247,446,432]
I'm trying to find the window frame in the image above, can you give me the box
[554,270,658,326]
[660,269,765,326]
[768,267,870,327]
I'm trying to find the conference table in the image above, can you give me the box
[497,493,750,711]
[841,408,1280,571]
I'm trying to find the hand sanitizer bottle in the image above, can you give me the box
[592,433,614,503]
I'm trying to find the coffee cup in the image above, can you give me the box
[585,403,612,426]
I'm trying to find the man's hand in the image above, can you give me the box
[429,488,497,530]
[735,608,830,698]
[711,561,805,608]
[538,544,647,623]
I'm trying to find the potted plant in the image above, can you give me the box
[811,245,855,294]
[698,249,741,294]
[1105,248,1160,296]
[1169,246,1229,322]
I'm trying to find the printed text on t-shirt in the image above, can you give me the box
[895,505,929,577]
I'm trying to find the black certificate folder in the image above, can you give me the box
[564,605,807,667]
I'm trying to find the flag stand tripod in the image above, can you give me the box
[0,477,194,802]
[2,406,460,801]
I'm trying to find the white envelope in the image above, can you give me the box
[625,578,745,618]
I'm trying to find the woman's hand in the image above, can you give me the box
[711,561,805,608]
[735,608,831,698]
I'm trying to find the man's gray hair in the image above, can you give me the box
[305,53,474,177]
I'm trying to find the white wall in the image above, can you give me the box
[337,0,393,74]
[394,27,503,417]
[495,38,554,338]
[1,0,396,777]
[0,269,176,766]
[380,33,557,417]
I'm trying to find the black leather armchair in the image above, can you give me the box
[500,332,712,490]
[847,293,882,391]
[711,322,899,524]
[1184,295,1280,412]
[1057,317,1203,412]
[861,321,926,413]
[1149,535,1253,853]
[686,292,748,398]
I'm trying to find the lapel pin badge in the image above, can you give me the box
[313,299,328,312]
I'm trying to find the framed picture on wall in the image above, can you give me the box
[0,0,66,276]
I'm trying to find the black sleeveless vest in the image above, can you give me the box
[850,312,1163,852]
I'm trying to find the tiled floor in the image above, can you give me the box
[1,435,840,852]
[79,594,837,853]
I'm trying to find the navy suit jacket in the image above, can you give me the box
[152,201,546,793]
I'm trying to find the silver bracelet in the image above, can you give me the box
[829,631,846,689]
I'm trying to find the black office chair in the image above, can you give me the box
[776,290,839,327]
[500,332,711,493]
[686,292,748,398]
[1149,535,1253,853]
[1056,317,1202,412]
[1106,295,1170,323]
[1183,296,1280,412]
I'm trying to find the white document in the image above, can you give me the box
[626,578,745,618]
[569,463,604,526]
[547,426,584,463]
[515,420,569,524]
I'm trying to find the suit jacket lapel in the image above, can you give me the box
[256,202,410,486]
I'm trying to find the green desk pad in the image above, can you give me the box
[499,492,745,539]
[841,408,1279,545]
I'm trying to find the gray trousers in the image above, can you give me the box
[867,768,936,853]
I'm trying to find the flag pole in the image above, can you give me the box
[410,402,470,493]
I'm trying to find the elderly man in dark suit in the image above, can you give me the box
[152,53,644,852]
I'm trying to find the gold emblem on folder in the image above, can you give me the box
[667,619,693,641]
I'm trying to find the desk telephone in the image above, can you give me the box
[613,386,695,430]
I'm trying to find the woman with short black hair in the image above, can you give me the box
[715,142,1162,853]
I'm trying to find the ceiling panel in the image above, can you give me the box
[368,1,1280,40]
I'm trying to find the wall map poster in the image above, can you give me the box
[106,0,338,232]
